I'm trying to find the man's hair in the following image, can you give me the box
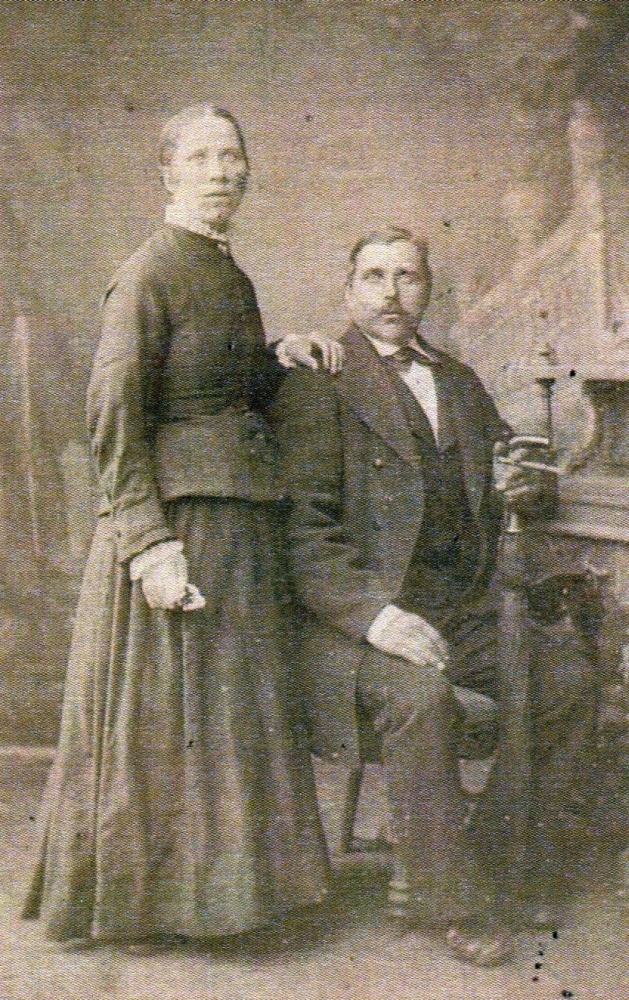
[347,226,432,292]
[157,103,249,171]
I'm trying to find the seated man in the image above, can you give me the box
[273,226,597,966]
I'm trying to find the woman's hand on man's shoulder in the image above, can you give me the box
[275,333,344,374]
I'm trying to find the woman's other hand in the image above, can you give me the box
[129,540,205,611]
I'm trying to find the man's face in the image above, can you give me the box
[345,240,431,344]
[163,114,248,228]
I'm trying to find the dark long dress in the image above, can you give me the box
[23,226,330,942]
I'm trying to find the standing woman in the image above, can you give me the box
[24,104,333,949]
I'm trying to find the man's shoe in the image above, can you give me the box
[524,902,565,931]
[445,922,514,967]
[386,885,513,966]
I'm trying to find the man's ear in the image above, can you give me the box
[161,165,178,195]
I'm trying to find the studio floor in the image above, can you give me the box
[0,754,627,1000]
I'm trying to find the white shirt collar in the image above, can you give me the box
[363,332,437,362]
[164,203,231,249]
[364,333,401,357]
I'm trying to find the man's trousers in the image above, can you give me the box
[355,601,598,923]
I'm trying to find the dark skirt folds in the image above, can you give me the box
[24,498,330,942]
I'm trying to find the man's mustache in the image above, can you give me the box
[199,188,238,196]
[377,307,410,318]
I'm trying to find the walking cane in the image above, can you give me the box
[493,377,563,915]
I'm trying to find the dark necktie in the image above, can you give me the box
[386,345,414,372]
[384,344,437,373]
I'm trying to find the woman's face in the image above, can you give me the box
[163,114,249,228]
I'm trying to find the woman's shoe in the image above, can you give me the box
[122,934,189,956]
[56,937,97,953]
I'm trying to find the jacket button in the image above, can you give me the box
[373,457,384,468]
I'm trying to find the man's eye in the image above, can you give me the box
[398,272,420,284]
[187,150,207,162]
[362,272,383,282]
[221,150,244,164]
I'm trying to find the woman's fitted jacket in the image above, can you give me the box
[88,225,283,564]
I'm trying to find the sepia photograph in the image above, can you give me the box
[0,2,628,997]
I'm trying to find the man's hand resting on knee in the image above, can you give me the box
[367,604,450,671]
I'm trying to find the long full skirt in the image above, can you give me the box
[23,498,330,942]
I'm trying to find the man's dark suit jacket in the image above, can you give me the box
[274,325,510,765]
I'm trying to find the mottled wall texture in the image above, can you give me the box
[2,1,626,354]
[1,0,628,742]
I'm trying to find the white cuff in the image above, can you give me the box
[129,539,183,581]
[366,603,403,644]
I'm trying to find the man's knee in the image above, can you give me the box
[377,659,455,733]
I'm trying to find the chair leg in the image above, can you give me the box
[339,765,365,854]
